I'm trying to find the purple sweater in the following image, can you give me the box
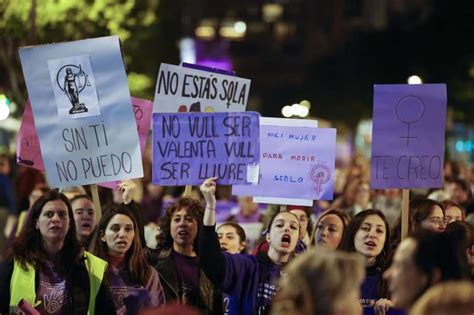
[107,264,165,314]
[199,225,283,315]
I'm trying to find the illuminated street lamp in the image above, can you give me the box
[407,75,423,84]
[0,94,11,120]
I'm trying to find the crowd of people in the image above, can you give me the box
[0,152,473,314]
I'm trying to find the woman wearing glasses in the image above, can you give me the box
[391,198,446,251]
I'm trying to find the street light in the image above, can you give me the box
[0,94,10,120]
[282,105,292,117]
[407,75,423,84]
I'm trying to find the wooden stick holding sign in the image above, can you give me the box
[90,184,102,223]
[401,189,410,240]
[88,184,102,253]
[183,185,193,197]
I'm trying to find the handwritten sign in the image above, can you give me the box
[371,84,447,189]
[233,119,336,202]
[16,97,152,189]
[152,112,260,185]
[153,63,251,113]
[18,36,143,188]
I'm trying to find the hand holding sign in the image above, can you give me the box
[118,180,136,204]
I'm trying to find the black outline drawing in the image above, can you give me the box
[395,95,425,146]
[56,64,90,115]
[310,164,330,197]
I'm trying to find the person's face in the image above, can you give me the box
[354,215,386,265]
[354,184,370,205]
[314,214,344,249]
[238,196,257,216]
[384,238,428,310]
[170,208,198,248]
[29,188,44,207]
[72,198,96,240]
[36,200,70,245]
[267,212,300,255]
[420,206,446,232]
[467,244,474,267]
[385,189,400,199]
[0,158,10,175]
[101,214,135,257]
[147,183,164,198]
[445,206,463,223]
[289,209,308,239]
[448,183,469,204]
[217,225,245,254]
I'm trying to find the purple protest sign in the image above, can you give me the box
[371,84,447,189]
[152,112,260,185]
[233,124,336,201]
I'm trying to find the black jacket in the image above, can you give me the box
[148,248,223,315]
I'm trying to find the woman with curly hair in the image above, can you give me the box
[148,197,222,315]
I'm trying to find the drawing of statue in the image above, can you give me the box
[56,64,90,114]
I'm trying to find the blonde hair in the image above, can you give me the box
[410,281,474,315]
[272,247,364,315]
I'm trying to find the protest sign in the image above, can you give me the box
[16,100,45,170]
[371,84,447,189]
[18,36,143,188]
[153,63,251,113]
[152,112,260,185]
[16,97,151,189]
[233,118,336,204]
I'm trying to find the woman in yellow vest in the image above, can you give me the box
[0,190,116,315]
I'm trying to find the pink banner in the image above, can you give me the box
[17,97,152,189]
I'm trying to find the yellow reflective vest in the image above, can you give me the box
[9,251,107,315]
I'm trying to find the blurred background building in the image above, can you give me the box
[0,0,473,165]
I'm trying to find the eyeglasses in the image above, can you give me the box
[426,217,449,225]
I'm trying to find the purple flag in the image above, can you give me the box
[371,84,447,189]
[152,112,260,185]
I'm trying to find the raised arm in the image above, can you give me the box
[198,177,225,284]
[200,177,217,226]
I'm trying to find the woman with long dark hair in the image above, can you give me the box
[93,204,164,314]
[199,177,301,315]
[340,209,393,315]
[0,190,115,314]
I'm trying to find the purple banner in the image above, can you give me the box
[233,125,336,200]
[152,112,260,185]
[371,84,447,189]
